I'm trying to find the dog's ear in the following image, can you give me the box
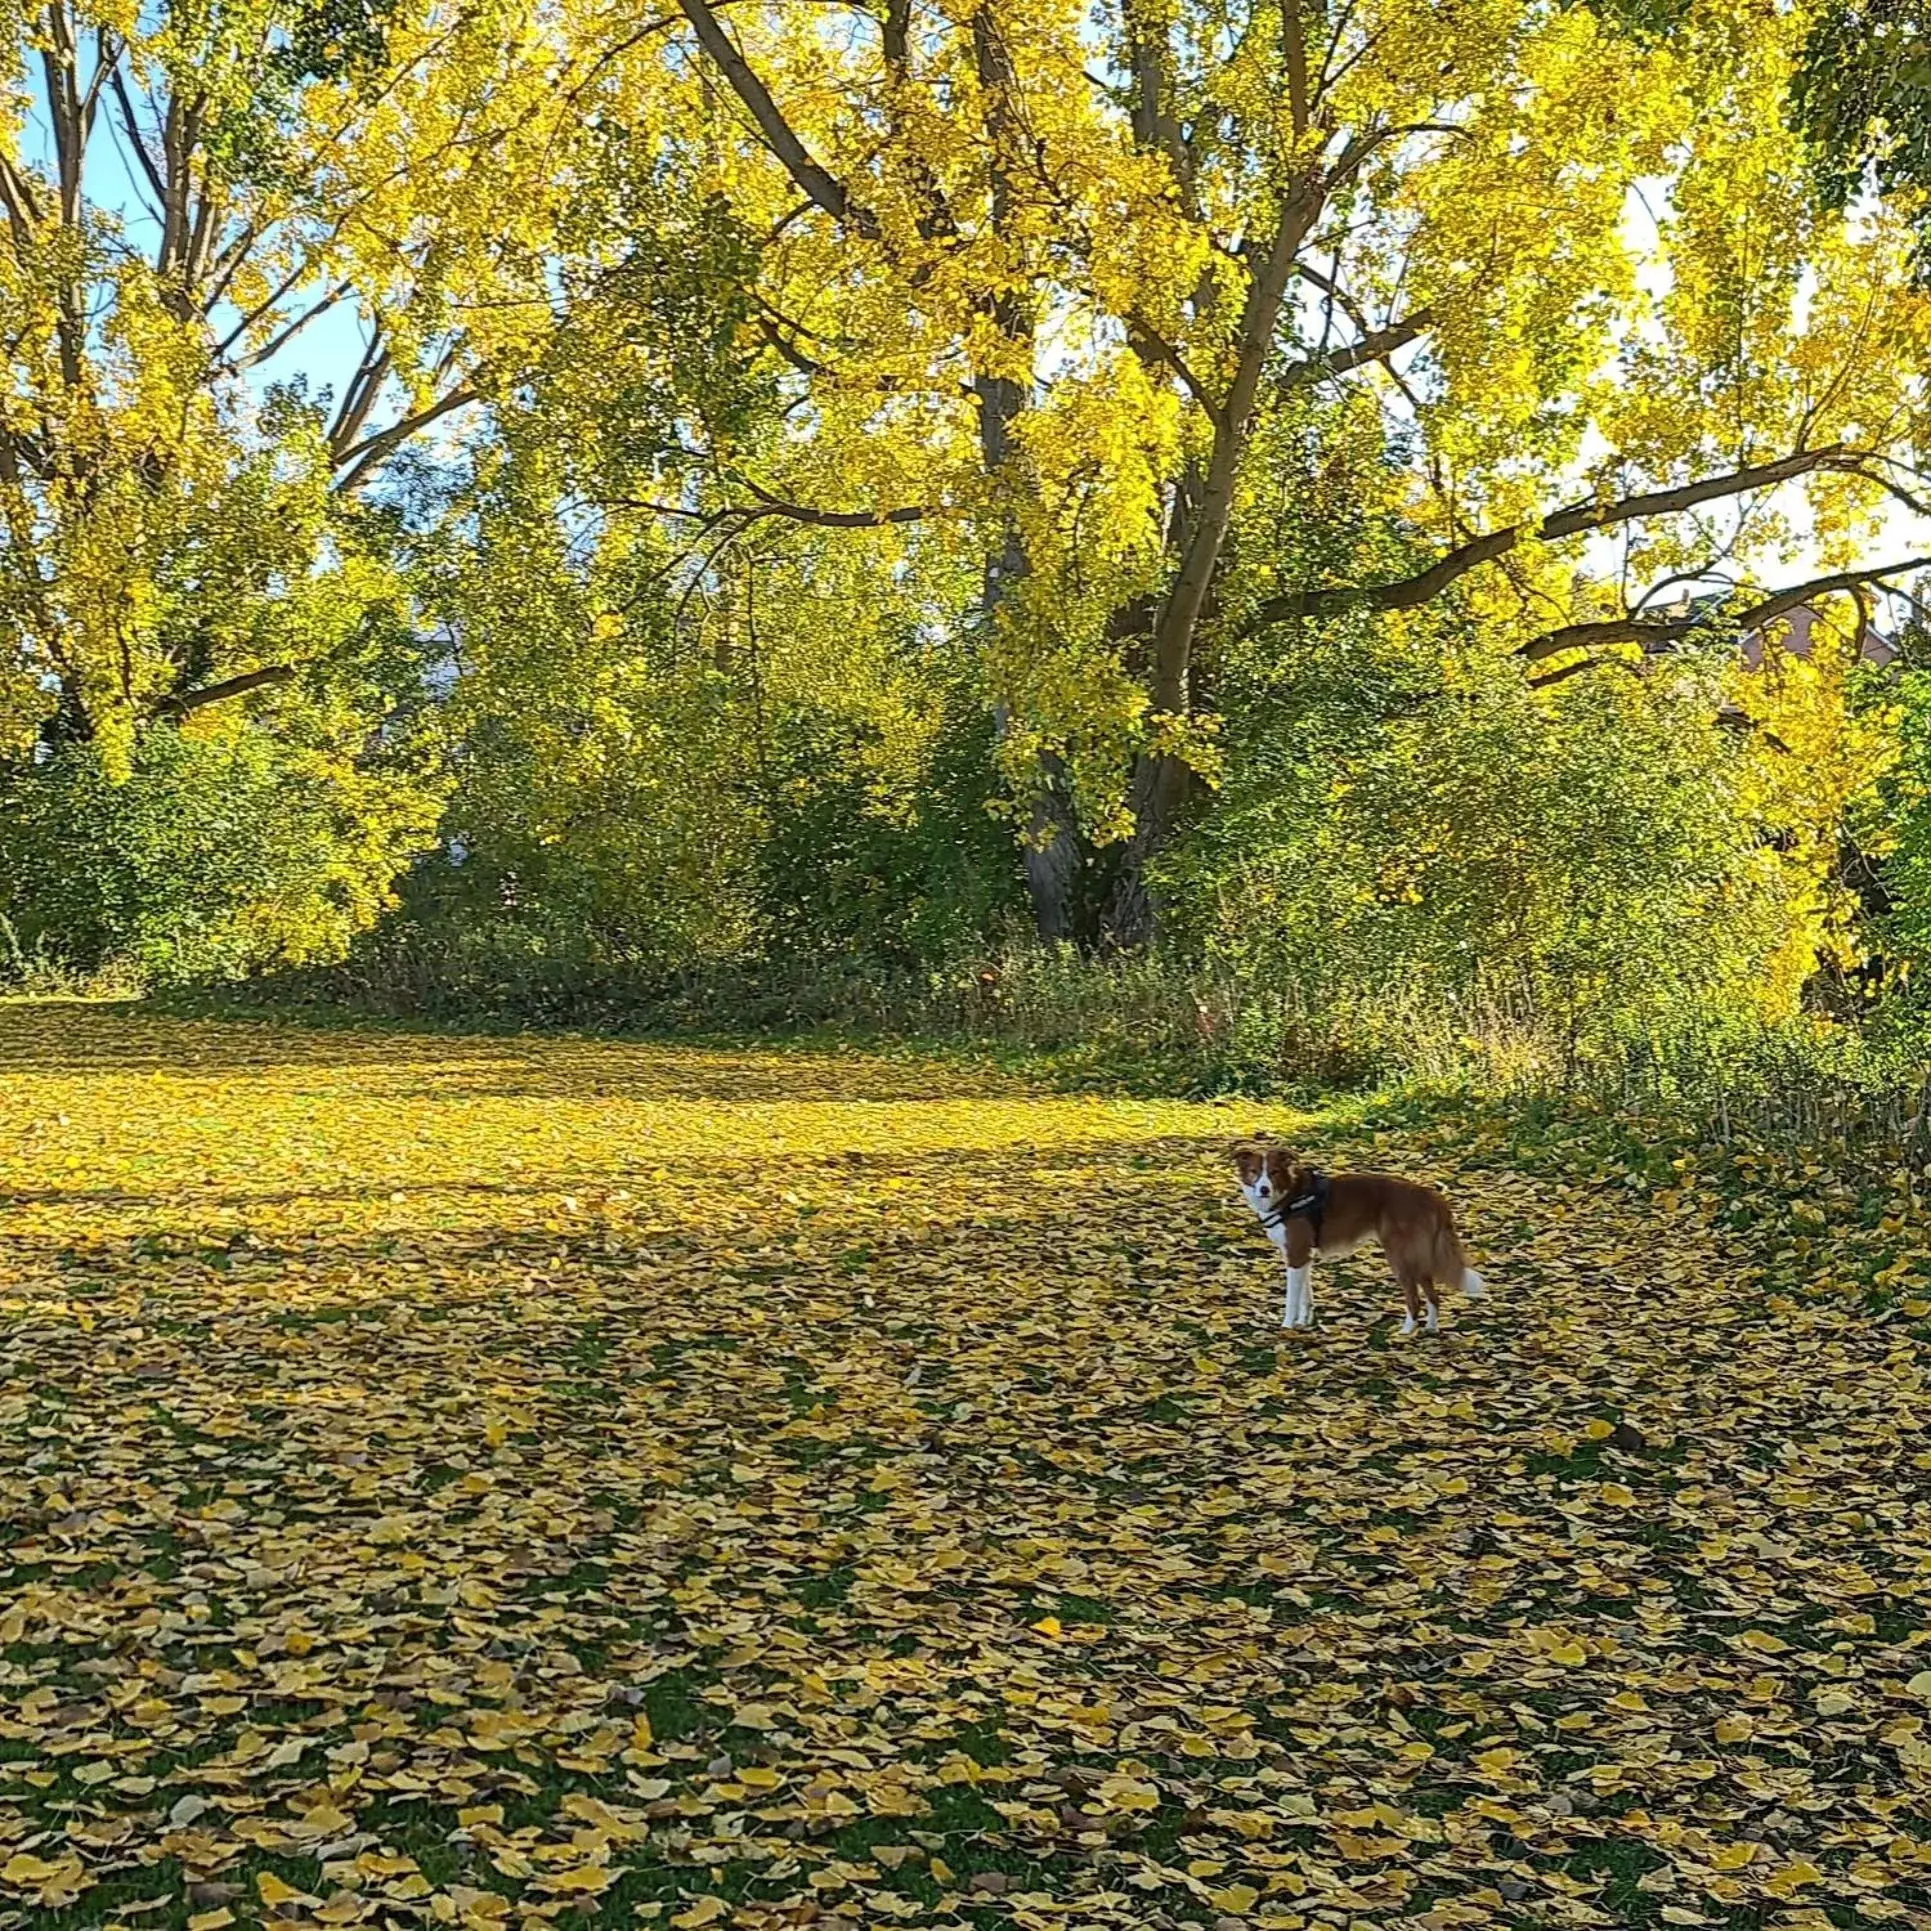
[1230,1140,1264,1176]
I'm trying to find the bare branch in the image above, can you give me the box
[333,383,480,492]
[108,65,168,212]
[328,336,393,460]
[1521,613,1702,662]
[1126,314,1224,427]
[757,315,825,376]
[1538,446,1851,544]
[606,488,929,530]
[79,26,115,125]
[1325,120,1466,193]
[1731,557,1931,640]
[734,472,930,526]
[228,289,348,373]
[154,665,295,719]
[1839,453,1931,523]
[1279,305,1433,390]
[1525,655,1637,692]
[740,498,927,529]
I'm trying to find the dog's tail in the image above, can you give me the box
[1433,1217,1486,1298]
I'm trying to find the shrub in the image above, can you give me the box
[0,727,439,985]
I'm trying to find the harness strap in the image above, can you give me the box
[1261,1170,1328,1244]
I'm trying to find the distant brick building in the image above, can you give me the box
[1740,602,1896,672]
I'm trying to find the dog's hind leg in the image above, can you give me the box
[1422,1278,1442,1333]
[1397,1274,1422,1337]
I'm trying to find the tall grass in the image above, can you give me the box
[953,949,1931,1165]
[186,917,1931,1167]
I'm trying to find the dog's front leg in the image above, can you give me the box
[1283,1226,1315,1328]
[1284,1262,1313,1327]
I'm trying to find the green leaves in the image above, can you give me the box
[1791,0,1931,244]
[0,724,442,983]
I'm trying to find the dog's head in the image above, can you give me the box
[1231,1140,1310,1211]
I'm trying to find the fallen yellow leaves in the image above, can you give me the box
[671,1897,728,1927]
[4,1005,1931,1929]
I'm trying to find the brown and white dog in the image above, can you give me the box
[1232,1143,1486,1334]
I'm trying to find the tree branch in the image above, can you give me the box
[1732,557,1931,641]
[1324,120,1466,194]
[676,0,881,239]
[227,288,347,374]
[154,665,295,719]
[108,64,168,212]
[1247,444,1862,630]
[756,315,825,376]
[741,498,928,529]
[1537,445,1851,545]
[1525,655,1636,692]
[1125,314,1224,427]
[1520,555,1931,679]
[1279,305,1434,391]
[608,489,928,530]
[1281,0,1310,140]
[333,383,479,492]
[875,0,958,241]
[724,474,927,527]
[328,336,392,461]
[1520,612,1704,663]
[0,155,43,248]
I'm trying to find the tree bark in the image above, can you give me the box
[1100,176,1321,948]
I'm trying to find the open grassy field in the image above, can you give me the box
[1,1004,1929,1931]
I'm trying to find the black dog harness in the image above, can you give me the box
[1260,1170,1329,1245]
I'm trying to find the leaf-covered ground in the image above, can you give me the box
[2,1005,1929,1931]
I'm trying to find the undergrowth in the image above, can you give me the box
[157,934,1931,1178]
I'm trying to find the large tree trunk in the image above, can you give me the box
[971,7,1080,945]
[37,679,94,750]
[1098,751,1187,950]
[1020,773,1082,943]
[977,300,1080,943]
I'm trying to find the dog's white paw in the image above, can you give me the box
[1398,1313,1417,1337]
